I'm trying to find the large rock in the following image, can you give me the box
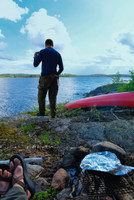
[73,194,90,200]
[58,154,76,169]
[48,118,71,132]
[93,141,126,160]
[72,146,90,163]
[104,120,134,152]
[34,177,50,193]
[51,168,70,190]
[57,188,71,200]
[68,119,134,153]
[69,122,105,140]
[84,83,125,97]
[58,146,90,171]
[27,164,44,177]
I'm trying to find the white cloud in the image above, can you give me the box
[0,0,28,22]
[0,42,8,51]
[107,30,134,69]
[19,9,134,75]
[20,8,76,59]
[0,8,132,75]
[0,47,40,74]
[74,29,134,75]
[0,30,5,38]
[0,42,15,61]
[115,30,134,53]
[54,14,61,18]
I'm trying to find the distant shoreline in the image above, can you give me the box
[0,73,131,78]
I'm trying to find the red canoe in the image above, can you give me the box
[65,92,134,109]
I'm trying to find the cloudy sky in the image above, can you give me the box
[0,0,134,75]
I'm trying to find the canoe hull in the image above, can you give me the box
[65,92,134,109]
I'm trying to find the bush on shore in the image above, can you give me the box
[117,71,134,92]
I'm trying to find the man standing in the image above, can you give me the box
[33,39,64,118]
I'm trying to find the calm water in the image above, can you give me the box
[0,77,114,118]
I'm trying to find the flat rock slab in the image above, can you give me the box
[67,119,134,153]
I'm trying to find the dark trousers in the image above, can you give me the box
[1,187,27,200]
[38,75,59,117]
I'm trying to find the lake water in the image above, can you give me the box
[0,76,121,118]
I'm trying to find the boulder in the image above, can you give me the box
[69,122,105,140]
[57,188,71,200]
[84,83,125,97]
[93,141,126,160]
[58,154,76,169]
[34,177,50,193]
[48,118,71,132]
[27,164,44,177]
[51,168,70,190]
[104,120,134,152]
[72,146,89,162]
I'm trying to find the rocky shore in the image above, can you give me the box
[0,83,134,199]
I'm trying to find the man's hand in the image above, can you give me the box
[34,52,39,58]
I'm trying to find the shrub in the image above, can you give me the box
[117,70,134,92]
[32,187,56,200]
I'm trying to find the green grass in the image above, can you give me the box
[21,124,35,133]
[22,102,84,118]
[0,122,31,143]
[32,187,56,200]
[40,133,51,143]
[90,106,101,121]
[39,132,61,145]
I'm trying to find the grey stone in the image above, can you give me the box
[87,139,101,146]
[34,177,50,193]
[84,83,126,97]
[57,188,71,200]
[73,193,89,200]
[48,118,71,132]
[104,120,134,152]
[72,146,89,162]
[69,122,105,140]
[27,164,44,177]
[25,116,50,124]
[58,154,76,169]
[93,141,126,159]
[2,114,31,121]
[51,168,70,190]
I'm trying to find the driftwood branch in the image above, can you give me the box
[0,157,43,165]
[110,109,120,120]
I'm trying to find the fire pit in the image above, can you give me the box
[81,170,134,199]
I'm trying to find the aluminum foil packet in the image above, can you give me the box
[80,151,134,175]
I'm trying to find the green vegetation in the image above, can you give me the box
[32,187,56,200]
[23,103,83,118]
[21,124,35,133]
[0,122,31,159]
[117,71,134,92]
[63,107,83,117]
[0,73,131,78]
[110,70,134,92]
[0,74,39,78]
[90,106,101,121]
[40,133,52,144]
[0,122,30,143]
[39,132,61,145]
[111,71,125,84]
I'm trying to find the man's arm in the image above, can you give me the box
[33,51,42,67]
[57,55,64,75]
